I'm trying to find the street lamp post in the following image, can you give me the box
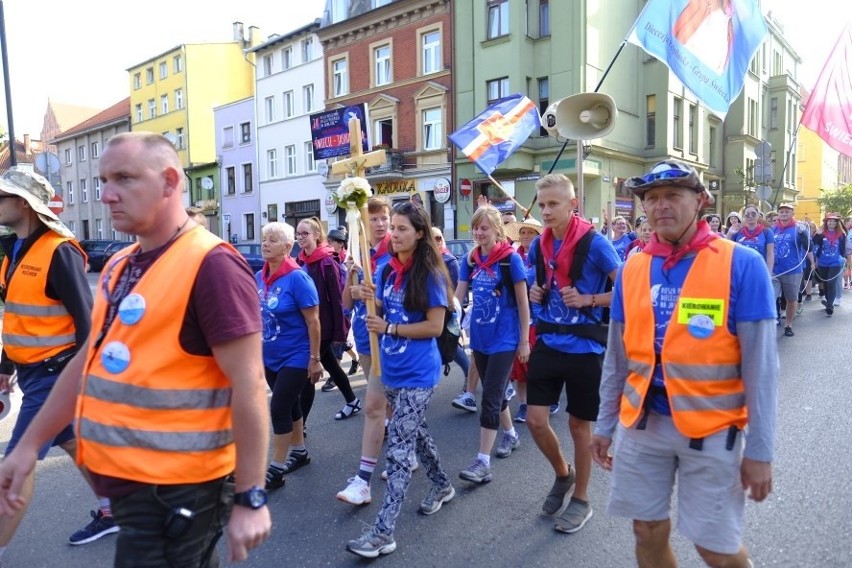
[0,1,15,166]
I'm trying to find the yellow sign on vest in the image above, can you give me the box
[676,297,725,326]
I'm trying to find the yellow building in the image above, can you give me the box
[127,25,256,167]
[795,126,840,223]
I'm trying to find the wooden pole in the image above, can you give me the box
[487,174,529,216]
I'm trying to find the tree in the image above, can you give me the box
[817,184,852,218]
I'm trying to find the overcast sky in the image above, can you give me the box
[0,0,846,140]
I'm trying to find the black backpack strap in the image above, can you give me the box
[500,259,516,304]
[533,239,545,287]
[381,263,393,287]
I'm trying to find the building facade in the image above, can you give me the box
[214,97,259,243]
[53,98,131,241]
[319,0,454,233]
[795,125,840,222]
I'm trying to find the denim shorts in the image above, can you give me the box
[4,371,75,460]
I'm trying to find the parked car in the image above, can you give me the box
[445,239,474,262]
[79,239,127,272]
[234,242,302,274]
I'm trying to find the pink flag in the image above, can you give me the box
[801,24,852,157]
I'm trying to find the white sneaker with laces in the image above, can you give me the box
[336,476,371,505]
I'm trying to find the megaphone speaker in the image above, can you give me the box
[549,92,618,141]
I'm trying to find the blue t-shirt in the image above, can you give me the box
[611,246,776,415]
[255,269,319,372]
[772,223,807,275]
[730,227,773,260]
[459,251,526,354]
[611,234,633,262]
[814,232,846,268]
[527,232,621,355]
[377,270,448,389]
[352,246,393,355]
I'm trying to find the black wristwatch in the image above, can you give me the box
[233,486,268,509]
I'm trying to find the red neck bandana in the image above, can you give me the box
[471,240,514,278]
[262,257,300,294]
[739,224,764,239]
[539,215,595,289]
[388,254,413,290]
[643,220,719,271]
[823,228,843,245]
[298,244,334,265]
[371,234,391,273]
[775,217,797,230]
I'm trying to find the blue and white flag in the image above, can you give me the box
[449,94,540,175]
[627,0,767,117]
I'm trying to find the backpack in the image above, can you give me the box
[465,251,516,305]
[382,264,459,376]
[532,229,609,345]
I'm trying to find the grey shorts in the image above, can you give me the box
[607,413,745,554]
[772,272,801,301]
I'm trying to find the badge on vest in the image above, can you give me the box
[118,294,146,325]
[101,341,131,374]
[266,296,279,309]
[677,297,724,339]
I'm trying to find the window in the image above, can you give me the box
[672,96,682,149]
[301,37,313,62]
[81,179,88,203]
[688,104,697,154]
[64,148,72,164]
[160,94,169,115]
[761,44,767,73]
[422,30,441,75]
[773,51,782,76]
[175,128,185,150]
[746,158,755,185]
[422,108,442,150]
[303,84,314,113]
[159,61,168,79]
[69,220,76,235]
[94,177,101,201]
[243,163,253,193]
[223,126,235,149]
[91,142,99,158]
[487,0,509,39]
[285,145,297,175]
[748,98,758,136]
[133,73,141,89]
[538,77,550,136]
[332,58,348,97]
[646,95,656,147]
[67,181,74,204]
[374,45,392,86]
[265,96,275,122]
[175,89,183,109]
[78,145,87,161]
[282,46,293,70]
[539,0,550,37]
[283,90,295,118]
[267,149,278,178]
[245,213,255,241]
[486,77,510,103]
[96,219,103,239]
[146,67,154,84]
[148,99,156,119]
[304,141,316,172]
[749,50,759,75]
[770,97,778,129]
[240,122,251,144]
[135,103,143,122]
[226,166,236,195]
[374,118,393,146]
[263,54,273,77]
[173,54,183,73]
[709,125,717,167]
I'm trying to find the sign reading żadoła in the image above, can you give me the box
[310,104,370,160]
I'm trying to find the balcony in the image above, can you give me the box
[366,149,404,175]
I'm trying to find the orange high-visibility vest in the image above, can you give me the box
[620,238,747,438]
[0,232,86,364]
[76,227,237,484]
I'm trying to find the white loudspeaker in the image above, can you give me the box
[543,93,618,141]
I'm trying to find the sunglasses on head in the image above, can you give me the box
[640,168,692,184]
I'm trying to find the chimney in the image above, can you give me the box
[233,21,245,43]
[248,26,260,48]
[23,134,30,155]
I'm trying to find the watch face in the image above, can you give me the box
[248,488,268,508]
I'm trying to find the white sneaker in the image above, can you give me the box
[381,460,419,481]
[451,392,477,412]
[834,298,841,306]
[336,476,371,505]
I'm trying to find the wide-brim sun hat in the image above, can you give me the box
[505,217,543,242]
[624,160,712,203]
[824,211,842,221]
[0,167,73,238]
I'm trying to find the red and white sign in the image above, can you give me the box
[433,178,451,204]
[324,192,338,214]
[48,196,64,215]
[459,178,472,197]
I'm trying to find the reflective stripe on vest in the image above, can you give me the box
[79,418,233,452]
[3,302,70,317]
[85,373,232,410]
[620,240,747,438]
[2,333,76,347]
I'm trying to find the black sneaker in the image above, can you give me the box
[321,377,336,392]
[282,451,311,474]
[784,326,794,337]
[69,510,119,545]
[348,360,360,375]
[266,464,286,490]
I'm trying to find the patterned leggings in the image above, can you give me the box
[374,387,450,536]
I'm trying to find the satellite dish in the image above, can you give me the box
[317,161,329,178]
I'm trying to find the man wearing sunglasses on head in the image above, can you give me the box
[0,167,120,559]
[591,160,778,568]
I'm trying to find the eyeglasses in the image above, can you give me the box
[0,195,19,201]
[295,231,311,238]
[434,236,443,242]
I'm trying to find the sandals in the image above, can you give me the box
[335,398,362,420]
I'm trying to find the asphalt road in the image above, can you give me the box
[0,275,849,567]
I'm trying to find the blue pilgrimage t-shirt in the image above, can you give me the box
[814,233,846,268]
[352,246,393,355]
[459,251,526,354]
[772,223,807,275]
[730,227,773,260]
[527,232,621,355]
[610,246,776,415]
[255,269,319,372]
[376,269,448,389]
[611,234,633,262]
